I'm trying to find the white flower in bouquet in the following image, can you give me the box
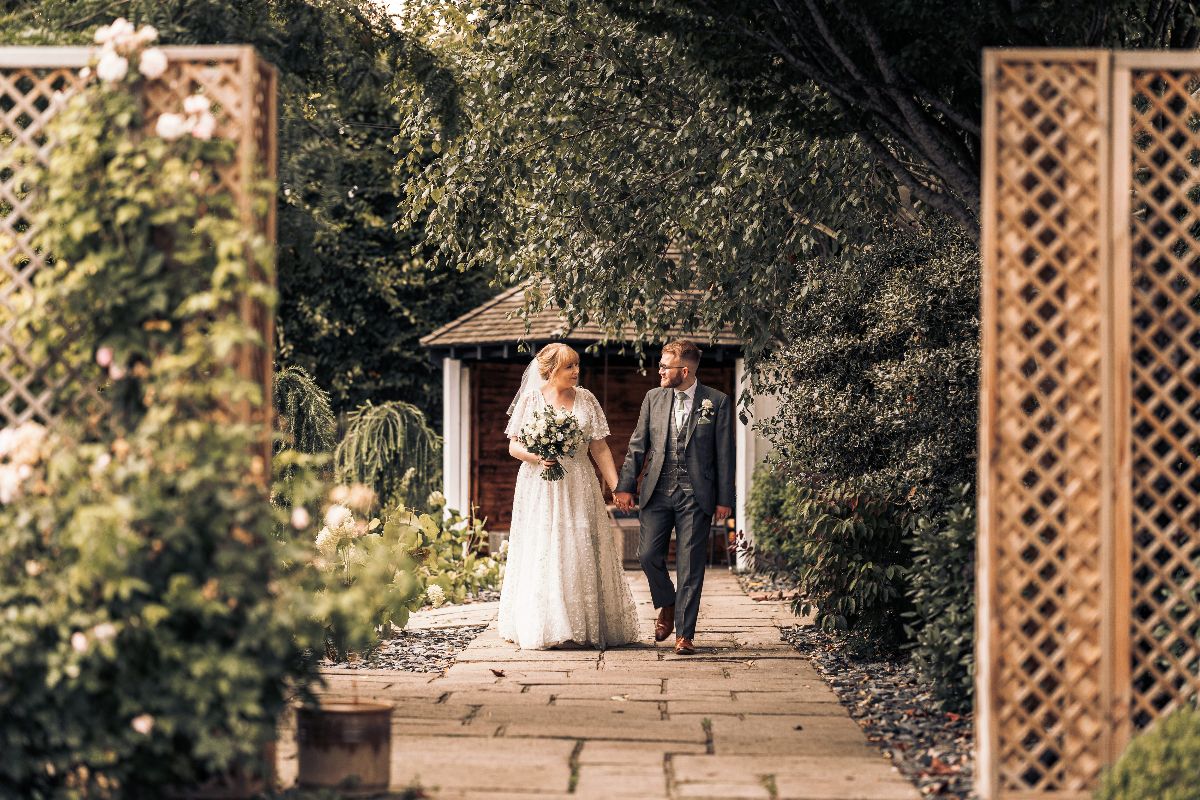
[96,50,129,83]
[426,584,446,607]
[135,25,159,45]
[137,47,168,79]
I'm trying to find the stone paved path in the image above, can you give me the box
[281,569,918,800]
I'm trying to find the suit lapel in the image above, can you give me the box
[652,387,670,455]
[684,383,704,447]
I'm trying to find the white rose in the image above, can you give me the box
[136,25,159,44]
[96,50,129,83]
[183,94,211,115]
[154,112,190,141]
[137,47,167,79]
[71,631,88,653]
[324,503,352,531]
[191,111,217,141]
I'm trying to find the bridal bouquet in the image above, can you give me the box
[519,406,585,481]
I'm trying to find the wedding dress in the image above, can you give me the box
[498,385,641,650]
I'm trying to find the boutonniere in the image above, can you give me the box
[697,398,716,424]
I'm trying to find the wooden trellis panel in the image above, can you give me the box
[0,47,276,460]
[981,49,1200,799]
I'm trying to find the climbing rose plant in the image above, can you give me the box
[0,20,326,796]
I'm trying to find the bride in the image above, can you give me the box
[498,343,640,650]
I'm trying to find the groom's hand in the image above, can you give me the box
[714,505,732,523]
[614,492,635,511]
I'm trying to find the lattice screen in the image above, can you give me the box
[0,47,276,456]
[981,50,1200,799]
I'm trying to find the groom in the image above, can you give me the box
[614,340,734,655]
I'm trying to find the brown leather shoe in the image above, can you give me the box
[674,637,695,656]
[654,605,675,642]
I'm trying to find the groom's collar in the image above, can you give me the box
[673,382,699,402]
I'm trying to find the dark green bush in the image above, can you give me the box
[274,364,337,455]
[748,462,910,653]
[1096,706,1200,800]
[789,482,910,652]
[757,219,979,513]
[904,484,975,711]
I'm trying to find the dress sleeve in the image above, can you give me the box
[505,391,535,440]
[584,388,610,440]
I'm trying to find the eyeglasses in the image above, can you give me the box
[658,363,685,371]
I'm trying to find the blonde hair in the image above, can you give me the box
[536,343,579,380]
[662,339,701,369]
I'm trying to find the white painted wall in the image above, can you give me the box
[441,358,471,514]
[734,357,778,571]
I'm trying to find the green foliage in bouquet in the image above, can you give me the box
[334,400,442,511]
[0,22,325,796]
[903,484,976,711]
[273,364,337,455]
[1096,705,1200,800]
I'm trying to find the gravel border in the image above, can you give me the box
[321,624,487,672]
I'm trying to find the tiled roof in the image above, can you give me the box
[420,284,741,348]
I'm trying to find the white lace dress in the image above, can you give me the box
[498,386,641,650]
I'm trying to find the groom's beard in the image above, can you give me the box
[661,372,684,389]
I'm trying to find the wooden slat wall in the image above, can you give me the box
[470,357,734,531]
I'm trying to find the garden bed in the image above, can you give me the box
[321,624,487,672]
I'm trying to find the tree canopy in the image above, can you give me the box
[1,0,495,417]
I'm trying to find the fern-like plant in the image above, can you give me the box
[273,365,336,454]
[335,400,442,510]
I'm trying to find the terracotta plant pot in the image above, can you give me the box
[297,702,392,796]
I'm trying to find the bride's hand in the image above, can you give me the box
[539,458,558,468]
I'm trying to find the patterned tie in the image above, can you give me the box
[675,391,688,434]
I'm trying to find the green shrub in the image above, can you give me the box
[274,364,337,454]
[757,219,979,513]
[419,493,504,605]
[789,482,910,652]
[334,400,442,510]
[745,461,798,573]
[904,484,975,711]
[748,463,909,652]
[1096,706,1200,800]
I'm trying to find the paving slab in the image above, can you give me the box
[279,569,917,800]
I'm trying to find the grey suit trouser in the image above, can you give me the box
[638,488,711,640]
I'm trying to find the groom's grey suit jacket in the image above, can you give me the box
[616,383,735,515]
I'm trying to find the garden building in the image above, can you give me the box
[420,285,776,568]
